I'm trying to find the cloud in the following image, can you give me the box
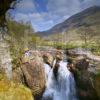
[32,20,54,31]
[15,0,37,13]
[47,0,100,18]
[13,13,29,22]
[8,0,100,31]
[47,0,100,14]
[12,11,53,31]
[46,0,100,26]
[80,0,100,8]
[47,0,81,16]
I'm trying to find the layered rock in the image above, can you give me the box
[66,49,100,100]
[74,59,98,100]
[21,51,45,100]
[0,35,12,79]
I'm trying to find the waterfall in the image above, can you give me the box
[43,63,51,83]
[42,61,77,100]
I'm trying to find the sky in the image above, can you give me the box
[8,0,100,32]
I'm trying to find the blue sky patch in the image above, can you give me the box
[8,0,100,32]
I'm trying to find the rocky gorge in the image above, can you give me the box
[0,1,100,99]
[66,48,100,100]
[12,48,100,100]
[0,40,100,100]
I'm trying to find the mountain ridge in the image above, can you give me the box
[37,6,100,37]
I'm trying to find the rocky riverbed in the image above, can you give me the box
[0,46,100,100]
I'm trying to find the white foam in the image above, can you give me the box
[43,61,77,100]
[43,63,51,83]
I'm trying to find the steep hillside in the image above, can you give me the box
[37,6,100,41]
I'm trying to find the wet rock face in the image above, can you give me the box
[94,74,100,99]
[66,48,100,100]
[21,51,45,100]
[42,52,54,67]
[74,59,99,100]
[75,59,89,70]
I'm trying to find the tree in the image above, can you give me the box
[6,20,36,68]
[77,24,95,48]
[0,0,17,35]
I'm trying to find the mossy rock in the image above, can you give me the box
[94,74,100,99]
[0,79,34,100]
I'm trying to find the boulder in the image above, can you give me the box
[21,51,45,100]
[75,58,89,70]
[74,59,99,100]
[42,52,54,67]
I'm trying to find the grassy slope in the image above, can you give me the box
[44,10,100,48]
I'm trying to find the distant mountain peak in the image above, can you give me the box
[37,6,100,36]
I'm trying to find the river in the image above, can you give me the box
[42,59,78,100]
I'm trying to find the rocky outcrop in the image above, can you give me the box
[66,48,100,62]
[74,59,98,100]
[42,52,54,67]
[21,51,45,100]
[67,57,99,100]
[66,48,100,100]
[0,35,12,79]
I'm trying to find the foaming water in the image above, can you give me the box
[43,63,51,83]
[43,61,77,100]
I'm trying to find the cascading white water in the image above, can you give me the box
[43,63,51,83]
[43,61,77,100]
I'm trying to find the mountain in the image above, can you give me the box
[37,6,100,38]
